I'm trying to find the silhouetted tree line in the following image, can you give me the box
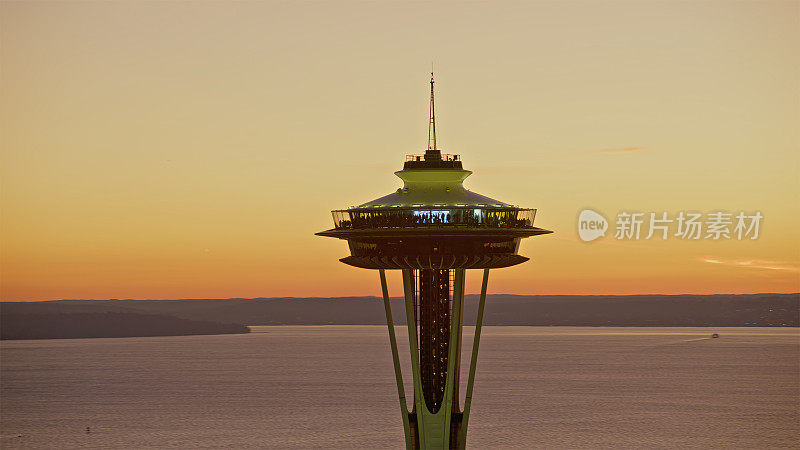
[0,312,249,340]
[1,294,797,331]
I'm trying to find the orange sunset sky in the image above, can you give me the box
[1,1,798,301]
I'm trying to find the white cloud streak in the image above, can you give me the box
[701,257,800,273]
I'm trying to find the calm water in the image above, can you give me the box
[1,326,798,449]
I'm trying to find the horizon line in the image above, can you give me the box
[2,292,798,303]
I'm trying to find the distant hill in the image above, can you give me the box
[0,312,249,340]
[2,293,797,328]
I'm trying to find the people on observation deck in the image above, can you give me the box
[336,209,533,230]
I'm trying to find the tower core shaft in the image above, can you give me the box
[417,269,453,414]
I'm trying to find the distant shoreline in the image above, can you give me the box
[3,292,798,303]
[0,312,249,341]
[245,324,800,328]
[1,294,797,339]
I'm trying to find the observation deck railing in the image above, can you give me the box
[405,154,461,162]
[331,207,536,230]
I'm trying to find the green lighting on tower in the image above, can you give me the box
[317,72,551,449]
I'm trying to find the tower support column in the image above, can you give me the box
[459,268,490,449]
[379,269,412,449]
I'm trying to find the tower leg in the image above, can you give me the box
[403,269,426,448]
[459,268,490,449]
[379,269,412,449]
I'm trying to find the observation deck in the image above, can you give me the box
[321,207,545,236]
[318,206,550,269]
[316,151,552,270]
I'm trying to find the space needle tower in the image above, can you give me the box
[317,73,551,449]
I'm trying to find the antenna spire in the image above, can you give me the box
[427,69,437,151]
